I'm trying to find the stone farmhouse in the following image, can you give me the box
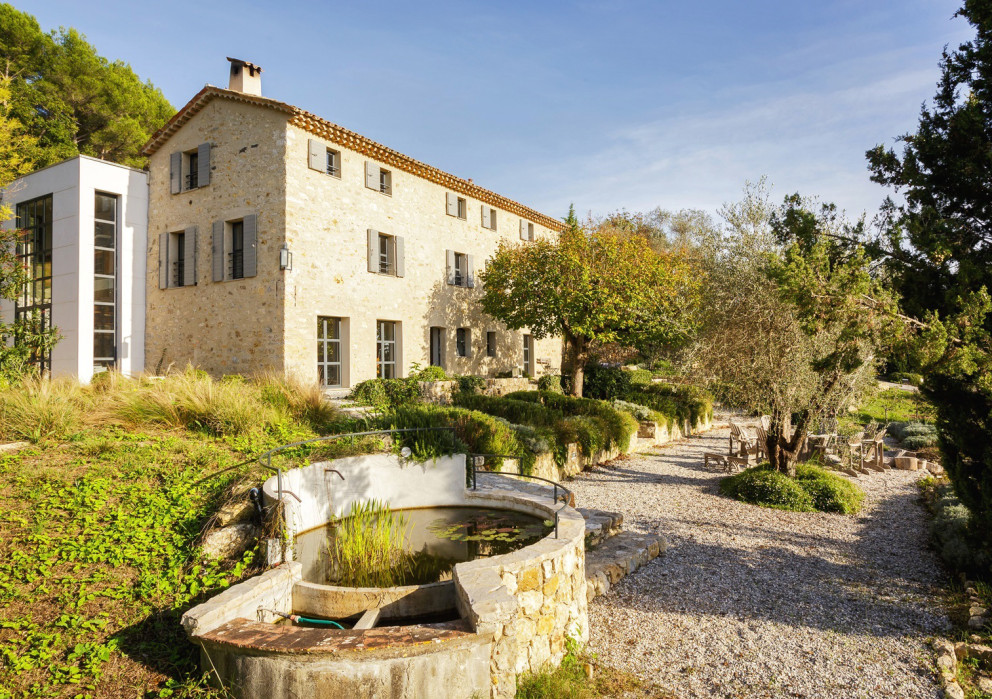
[3,59,565,388]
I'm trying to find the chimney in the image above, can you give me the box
[227,57,262,96]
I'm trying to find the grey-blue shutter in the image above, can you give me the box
[367,229,378,272]
[365,161,378,190]
[466,254,476,288]
[446,250,456,285]
[159,233,169,288]
[243,214,257,278]
[184,226,197,286]
[446,193,458,217]
[170,152,181,194]
[394,236,405,277]
[197,143,211,187]
[308,139,322,171]
[212,221,224,282]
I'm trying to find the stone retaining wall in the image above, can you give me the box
[453,489,587,698]
[419,377,534,405]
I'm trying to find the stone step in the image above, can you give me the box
[585,531,667,603]
[577,508,624,550]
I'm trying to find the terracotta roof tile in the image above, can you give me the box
[142,86,564,231]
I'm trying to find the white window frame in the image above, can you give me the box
[317,316,343,388]
[377,320,398,378]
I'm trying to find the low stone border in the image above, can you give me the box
[964,578,991,630]
[933,637,966,699]
[585,532,667,603]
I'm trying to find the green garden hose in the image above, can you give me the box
[262,609,345,629]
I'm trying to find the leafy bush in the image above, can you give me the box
[919,481,992,577]
[610,399,661,423]
[887,371,924,386]
[621,383,714,430]
[505,391,639,453]
[349,377,421,410]
[537,374,563,394]
[626,368,652,386]
[411,364,448,382]
[721,463,865,514]
[582,366,631,400]
[455,375,486,395]
[903,434,938,450]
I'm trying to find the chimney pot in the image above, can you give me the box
[227,57,262,96]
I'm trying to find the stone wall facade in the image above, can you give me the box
[143,90,562,385]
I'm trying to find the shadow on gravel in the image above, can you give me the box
[600,487,948,638]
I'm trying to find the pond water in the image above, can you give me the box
[295,506,553,587]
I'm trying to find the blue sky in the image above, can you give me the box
[23,0,973,222]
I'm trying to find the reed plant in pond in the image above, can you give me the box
[328,499,413,587]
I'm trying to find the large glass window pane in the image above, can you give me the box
[95,221,115,248]
[94,305,114,331]
[93,332,115,360]
[94,277,115,303]
[94,249,115,276]
[94,193,116,222]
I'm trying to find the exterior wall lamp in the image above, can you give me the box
[279,243,293,271]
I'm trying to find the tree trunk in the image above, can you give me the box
[765,411,811,478]
[563,332,588,397]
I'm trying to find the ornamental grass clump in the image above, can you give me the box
[721,463,865,514]
[0,375,87,442]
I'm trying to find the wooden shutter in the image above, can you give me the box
[170,152,181,194]
[367,229,378,273]
[393,236,405,277]
[308,139,323,171]
[481,206,489,228]
[466,254,476,288]
[243,214,258,278]
[159,232,169,288]
[465,329,473,358]
[365,161,379,190]
[183,226,197,286]
[446,250,456,285]
[197,143,211,187]
[446,192,458,217]
[519,219,527,240]
[212,221,225,282]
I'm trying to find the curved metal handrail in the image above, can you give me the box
[467,454,573,538]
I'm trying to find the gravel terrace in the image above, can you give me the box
[570,417,950,698]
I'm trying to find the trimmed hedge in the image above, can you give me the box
[503,390,639,453]
[720,463,865,514]
[581,367,713,431]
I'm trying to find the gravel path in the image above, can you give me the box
[570,418,950,698]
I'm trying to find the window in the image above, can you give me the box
[230,221,244,280]
[326,149,340,177]
[170,144,210,194]
[523,334,534,377]
[365,161,392,195]
[446,250,474,287]
[14,195,53,374]
[377,321,398,378]
[317,317,342,387]
[212,215,256,282]
[186,150,199,190]
[430,327,445,368]
[520,220,535,241]
[368,230,405,277]
[446,193,467,220]
[481,205,497,231]
[93,193,118,372]
[159,226,197,289]
[309,139,341,177]
[456,328,471,358]
[379,234,394,274]
[486,331,497,358]
[173,232,186,287]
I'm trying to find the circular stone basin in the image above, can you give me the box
[294,506,553,587]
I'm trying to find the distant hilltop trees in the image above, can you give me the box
[0,3,175,169]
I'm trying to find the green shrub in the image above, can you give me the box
[504,391,639,453]
[626,368,652,386]
[903,434,938,450]
[901,423,937,438]
[350,377,421,410]
[411,364,448,382]
[0,376,86,442]
[721,463,865,514]
[887,371,924,386]
[454,393,560,428]
[922,483,992,577]
[537,374,563,393]
[582,366,631,400]
[610,399,661,423]
[455,375,486,395]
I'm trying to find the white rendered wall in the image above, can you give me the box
[0,156,148,382]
